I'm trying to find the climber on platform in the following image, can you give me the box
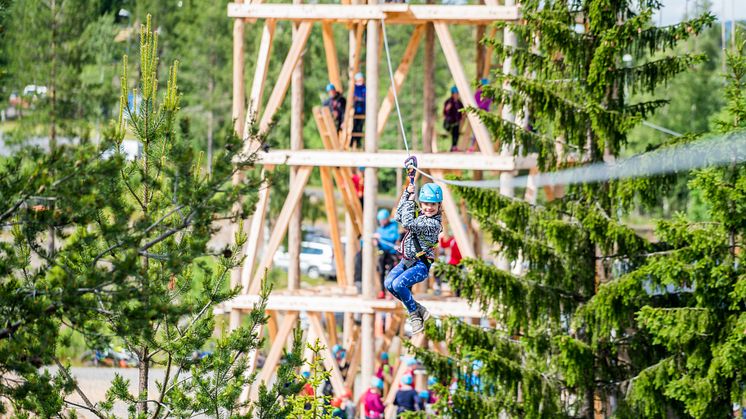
[384,180,443,335]
[351,72,366,149]
[443,85,464,152]
[323,83,347,132]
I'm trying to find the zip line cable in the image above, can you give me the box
[379,19,746,191]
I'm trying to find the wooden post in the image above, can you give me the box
[229,0,247,331]
[240,168,272,292]
[232,0,246,137]
[422,0,435,153]
[498,0,517,271]
[252,311,300,398]
[246,19,277,130]
[361,1,380,398]
[288,0,304,291]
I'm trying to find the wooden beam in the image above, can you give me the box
[432,170,476,259]
[325,311,339,347]
[246,19,276,132]
[322,22,342,92]
[226,294,486,318]
[433,22,494,155]
[376,25,425,137]
[320,167,348,287]
[240,166,273,293]
[249,166,313,294]
[255,21,313,135]
[344,336,362,389]
[228,4,521,24]
[254,311,299,397]
[254,149,535,170]
[308,313,347,396]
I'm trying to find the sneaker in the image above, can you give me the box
[450,146,459,152]
[409,311,425,335]
[416,303,431,322]
[377,290,385,299]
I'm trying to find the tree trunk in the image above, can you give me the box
[207,76,214,176]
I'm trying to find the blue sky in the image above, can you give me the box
[655,0,745,25]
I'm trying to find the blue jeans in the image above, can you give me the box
[384,260,430,313]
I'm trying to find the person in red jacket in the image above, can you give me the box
[438,234,462,296]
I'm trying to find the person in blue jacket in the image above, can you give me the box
[351,72,366,149]
[374,208,400,298]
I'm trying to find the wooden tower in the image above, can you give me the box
[225,0,533,414]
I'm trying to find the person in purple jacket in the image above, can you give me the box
[360,377,386,419]
[468,78,492,152]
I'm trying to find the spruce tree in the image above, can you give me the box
[579,37,746,418]
[412,1,714,417]
[1,15,304,418]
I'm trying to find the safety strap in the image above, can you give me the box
[410,231,435,268]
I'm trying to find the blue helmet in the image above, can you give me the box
[371,376,384,389]
[401,375,414,386]
[332,344,346,358]
[355,72,365,81]
[380,352,389,361]
[406,357,418,367]
[450,85,458,94]
[427,376,438,386]
[377,209,390,221]
[480,78,489,86]
[302,371,310,379]
[326,83,336,92]
[419,183,443,203]
[419,390,430,399]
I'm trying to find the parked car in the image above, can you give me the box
[273,240,336,280]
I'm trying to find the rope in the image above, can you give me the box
[380,18,508,190]
[381,19,410,156]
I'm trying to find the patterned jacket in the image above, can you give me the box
[395,190,442,261]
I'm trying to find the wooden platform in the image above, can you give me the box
[253,149,537,171]
[224,293,487,318]
[228,3,521,24]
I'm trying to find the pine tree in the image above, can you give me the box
[1,15,305,417]
[412,1,714,417]
[580,36,746,418]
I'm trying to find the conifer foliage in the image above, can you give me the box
[413,1,715,417]
[1,15,303,418]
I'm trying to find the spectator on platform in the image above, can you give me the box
[468,78,492,152]
[351,72,366,149]
[394,375,420,414]
[324,83,347,131]
[438,233,463,296]
[352,167,364,206]
[360,377,386,419]
[443,86,464,152]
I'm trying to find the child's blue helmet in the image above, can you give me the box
[377,208,390,221]
[419,183,443,203]
[371,376,384,389]
[480,77,489,86]
[401,375,414,386]
[302,371,310,379]
[450,85,458,94]
[427,376,438,386]
[419,390,430,399]
[380,352,389,361]
[326,83,336,92]
[355,72,365,81]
